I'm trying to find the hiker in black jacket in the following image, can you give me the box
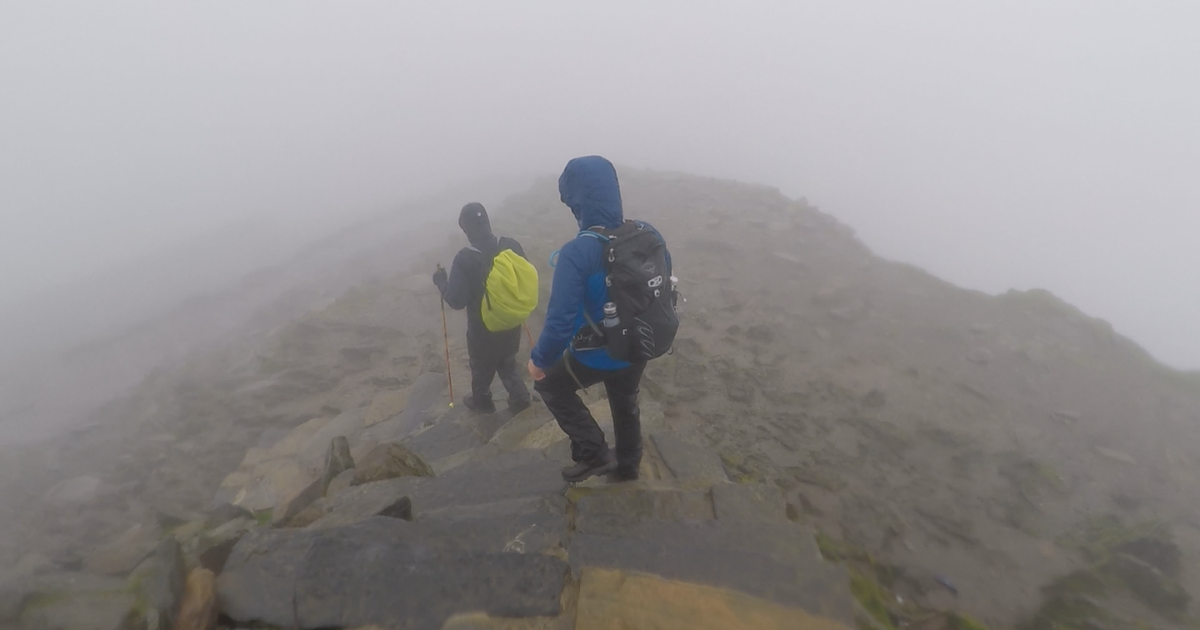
[433,203,532,414]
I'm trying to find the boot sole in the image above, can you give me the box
[562,459,619,483]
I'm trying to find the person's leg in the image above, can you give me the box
[603,362,647,481]
[497,352,531,408]
[494,328,530,408]
[465,338,497,413]
[534,354,613,479]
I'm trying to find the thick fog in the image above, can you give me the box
[3,1,1199,371]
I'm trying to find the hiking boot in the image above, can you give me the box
[606,465,640,484]
[463,395,497,414]
[561,452,617,483]
[508,398,532,414]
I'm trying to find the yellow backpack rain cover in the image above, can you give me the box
[481,249,539,332]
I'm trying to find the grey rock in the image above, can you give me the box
[711,483,787,522]
[323,469,356,499]
[359,372,447,448]
[405,413,485,464]
[20,593,142,630]
[272,478,325,526]
[203,504,252,530]
[297,408,368,476]
[196,517,255,575]
[1110,552,1190,612]
[320,437,354,492]
[44,477,103,509]
[862,389,886,408]
[574,487,713,530]
[219,517,566,629]
[216,528,320,626]
[967,348,993,365]
[147,538,186,629]
[745,324,774,343]
[569,520,853,624]
[85,524,161,576]
[312,449,562,530]
[351,442,433,486]
[650,432,729,486]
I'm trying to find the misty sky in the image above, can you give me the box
[2,2,1198,367]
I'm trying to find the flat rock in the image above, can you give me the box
[19,593,141,630]
[405,413,485,464]
[711,483,787,522]
[516,421,566,450]
[204,504,252,529]
[226,458,316,513]
[311,450,564,530]
[364,387,411,427]
[573,485,713,529]
[264,417,333,461]
[488,406,554,450]
[569,520,854,624]
[219,517,567,630]
[650,432,729,487]
[84,523,161,576]
[359,372,447,449]
[575,567,851,630]
[1096,446,1137,465]
[43,476,103,509]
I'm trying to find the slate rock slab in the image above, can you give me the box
[573,486,713,530]
[310,449,564,529]
[360,372,446,447]
[650,432,729,486]
[568,519,853,623]
[711,482,787,522]
[19,593,142,630]
[218,517,568,630]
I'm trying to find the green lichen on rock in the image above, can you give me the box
[253,508,274,527]
[947,612,991,630]
[850,570,897,630]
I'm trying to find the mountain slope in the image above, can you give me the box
[3,168,1197,629]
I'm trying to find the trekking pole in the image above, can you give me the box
[437,264,454,408]
[523,322,535,347]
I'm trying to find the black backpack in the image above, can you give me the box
[583,220,679,361]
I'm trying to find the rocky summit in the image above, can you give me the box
[1,169,1199,630]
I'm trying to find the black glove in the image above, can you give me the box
[432,267,448,290]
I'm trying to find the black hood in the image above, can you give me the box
[458,202,495,250]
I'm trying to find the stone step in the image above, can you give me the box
[568,518,855,625]
[218,517,568,630]
[649,431,729,488]
[307,449,566,530]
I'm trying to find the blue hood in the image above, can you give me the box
[558,156,623,230]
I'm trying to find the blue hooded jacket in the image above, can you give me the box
[530,156,671,371]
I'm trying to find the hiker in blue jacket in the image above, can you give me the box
[528,156,671,483]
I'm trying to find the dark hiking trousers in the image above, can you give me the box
[533,353,646,475]
[467,328,530,408]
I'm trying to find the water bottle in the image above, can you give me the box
[602,302,620,328]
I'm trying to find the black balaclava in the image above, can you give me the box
[458,202,495,251]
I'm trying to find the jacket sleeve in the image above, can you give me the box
[530,243,584,369]
[441,249,472,311]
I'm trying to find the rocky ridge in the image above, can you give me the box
[1,169,1199,629]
